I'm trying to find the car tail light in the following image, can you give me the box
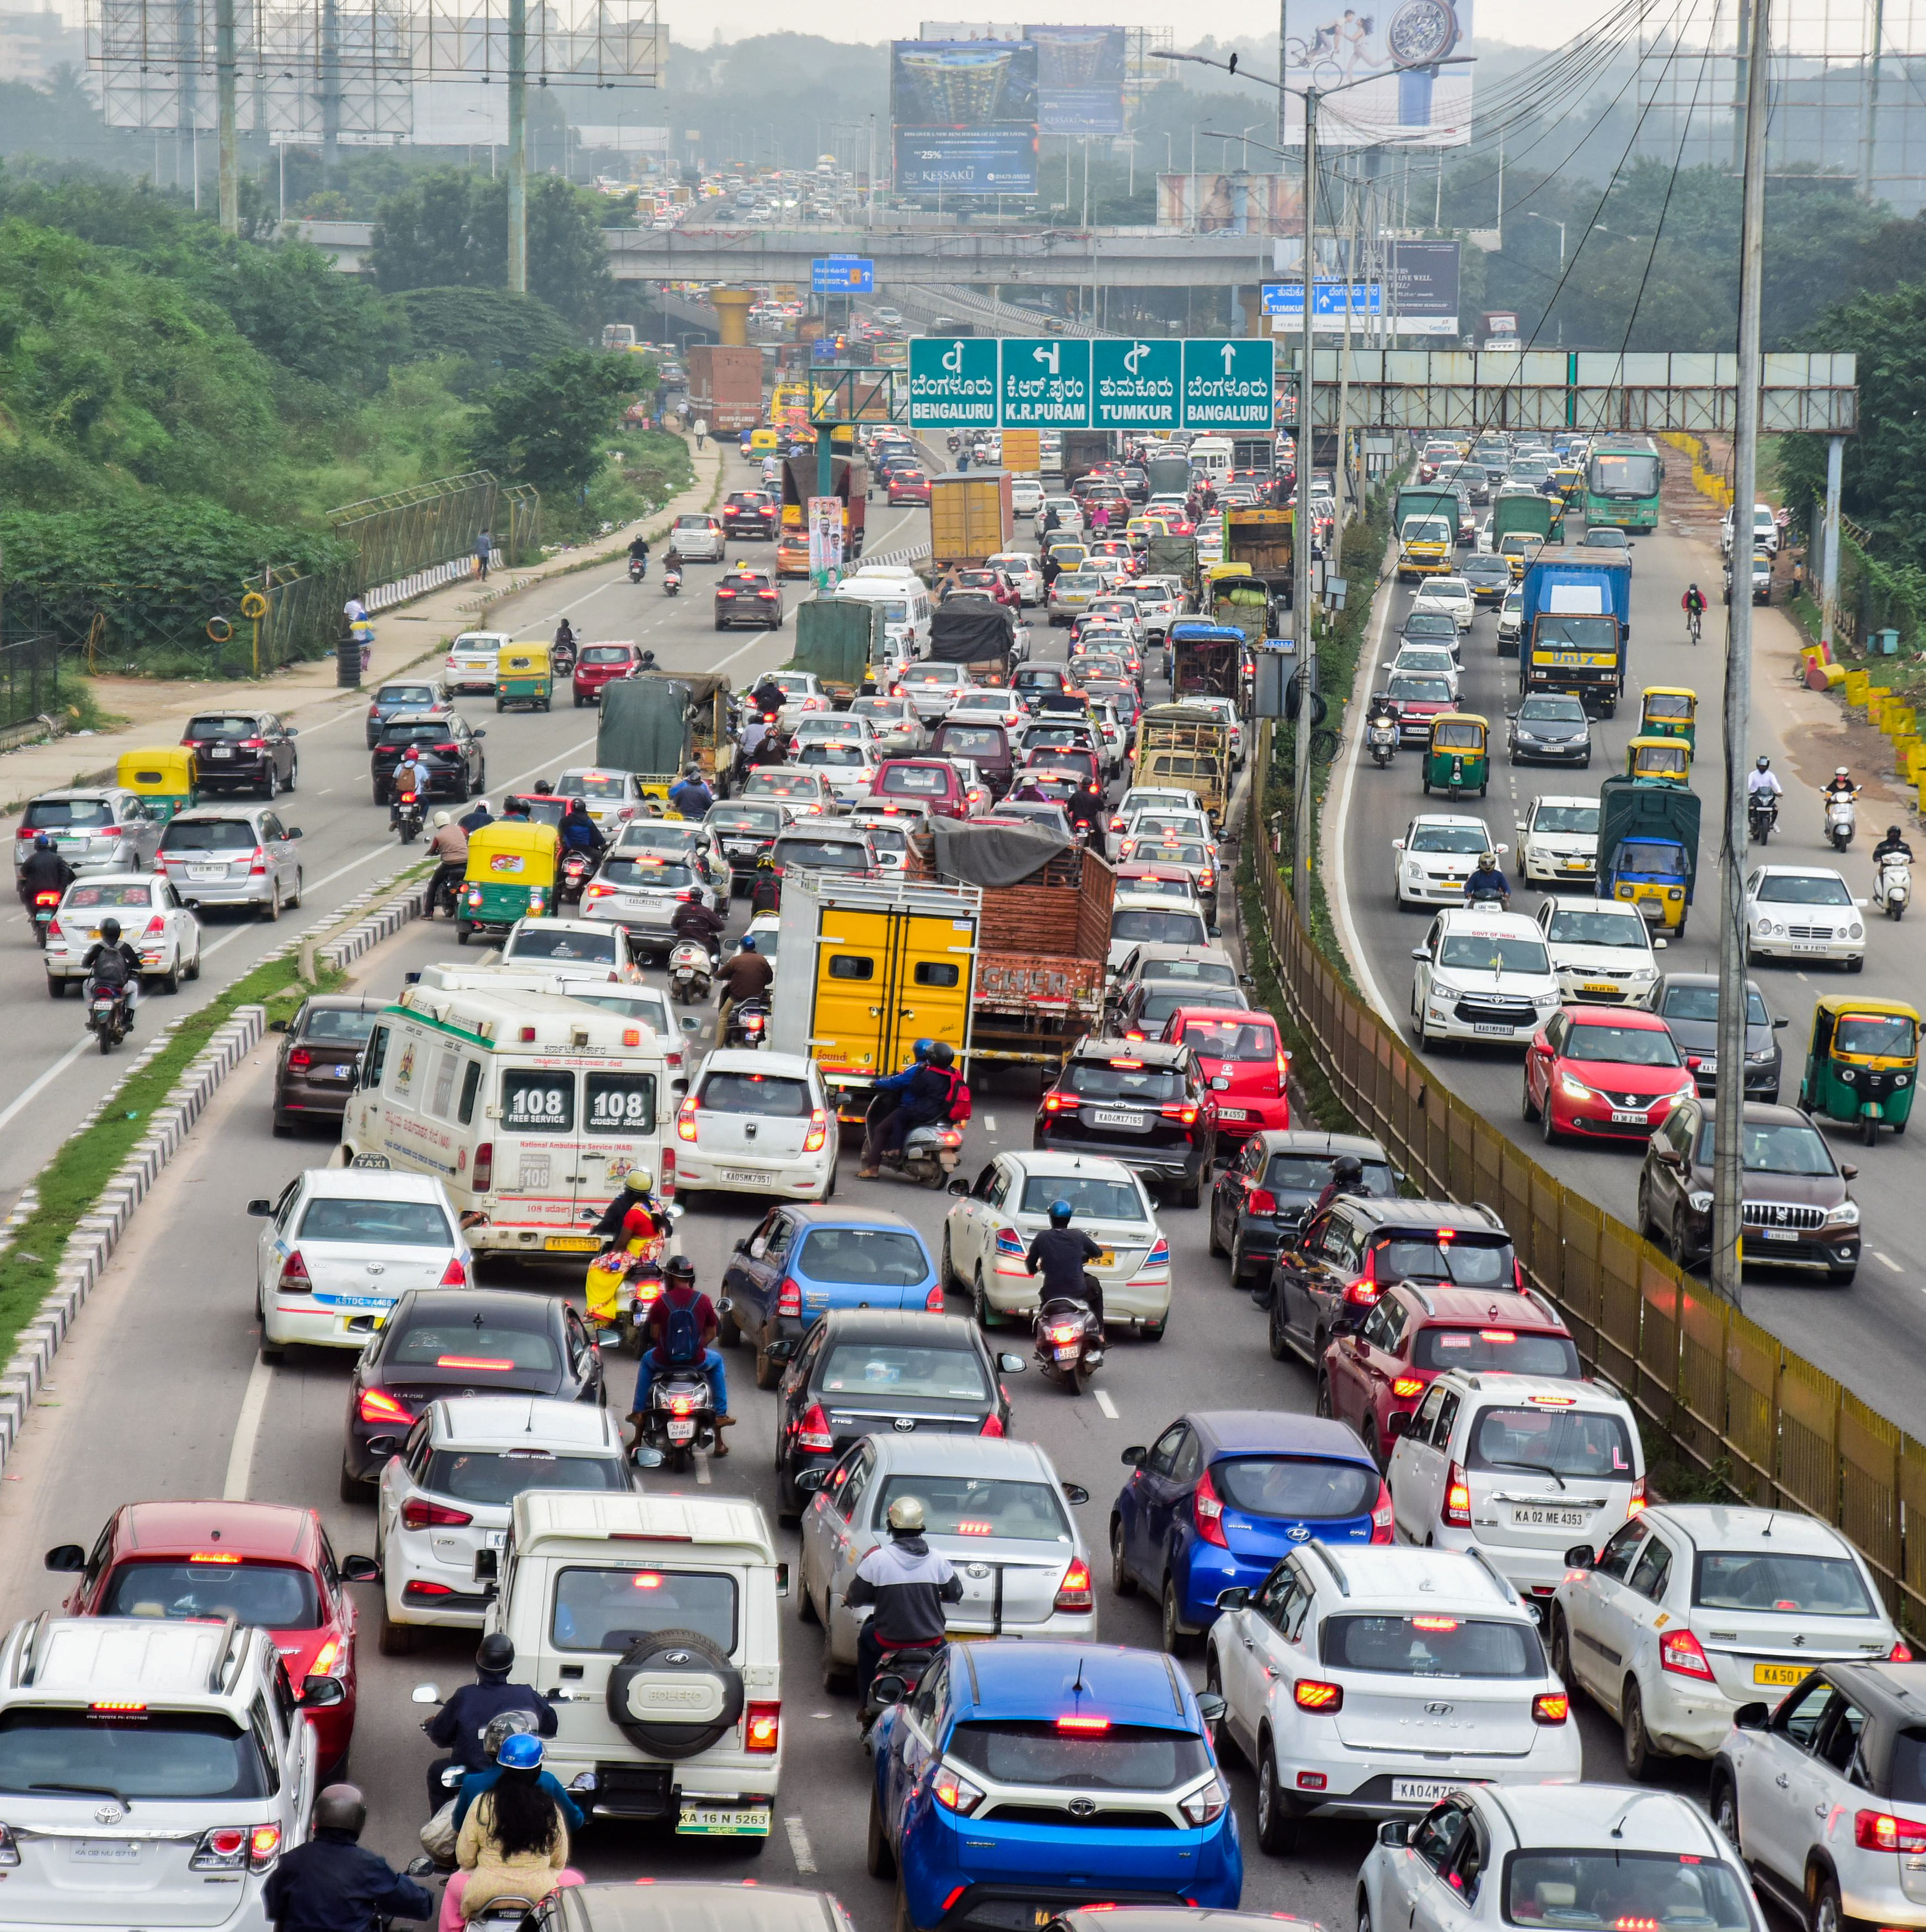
[802,1108,827,1154]
[1659,1628,1715,1681]
[310,1636,346,1677]
[796,1402,833,1452]
[191,1827,249,1871]
[658,1149,675,1200]
[980,1411,1004,1437]
[933,1763,986,1815]
[277,1250,311,1293]
[1192,1467,1229,1549]
[1443,1460,1472,1528]
[359,1387,413,1427]
[777,1275,801,1319]
[1294,1679,1342,1711]
[13,825,31,840]
[287,1047,313,1070]
[1160,1103,1199,1125]
[1179,1775,1228,1826]
[439,1256,468,1287]
[1144,1236,1169,1269]
[1392,1376,1426,1398]
[676,1097,699,1143]
[1628,1477,1648,1514]
[248,846,269,876]
[745,1701,780,1753]
[1054,1557,1094,1612]
[404,1579,455,1603]
[1042,1092,1076,1113]
[1894,1641,1916,1662]
[249,1824,281,1871]
[994,1227,1026,1258]
[1856,1811,1926,1853]
[472,1141,493,1192]
[1243,1186,1278,1216]
[1533,1691,1570,1725]
[1371,1481,1394,1543]
[240,738,266,751]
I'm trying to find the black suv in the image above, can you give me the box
[1207,1130,1398,1285]
[715,568,784,632]
[182,709,299,798]
[1259,1197,1515,1368]
[721,489,777,540]
[1033,1037,1215,1207]
[369,710,486,804]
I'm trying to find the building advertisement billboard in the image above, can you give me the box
[1388,238,1461,334]
[1155,171,1303,236]
[1278,0,1474,146]
[1024,25,1126,134]
[891,38,1039,194]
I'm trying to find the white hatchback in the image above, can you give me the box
[443,630,507,695]
[989,551,1044,603]
[1744,865,1868,965]
[249,1166,470,1359]
[1535,895,1663,1003]
[45,872,202,992]
[673,1049,836,1200]
[1411,576,1476,629]
[1393,814,1501,908]
[499,916,642,982]
[1516,794,1601,887]
[1411,906,1560,1047]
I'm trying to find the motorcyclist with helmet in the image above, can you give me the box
[448,1733,580,1924]
[426,811,469,918]
[81,917,142,1022]
[1747,754,1783,802]
[1464,851,1511,909]
[668,765,714,817]
[716,931,774,1042]
[1025,1199,1105,1328]
[390,745,427,830]
[17,832,73,910]
[262,1784,432,1932]
[558,798,605,863]
[846,1495,964,1706]
[859,1039,959,1179]
[451,1714,585,1835]
[421,1634,557,1813]
[750,674,786,721]
[1310,1152,1369,1218]
[1875,824,1915,867]
[590,1167,667,1247]
[634,1255,733,1455]
[670,894,728,966]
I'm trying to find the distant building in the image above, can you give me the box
[0,7,83,84]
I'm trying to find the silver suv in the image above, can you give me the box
[156,805,304,917]
[14,787,164,883]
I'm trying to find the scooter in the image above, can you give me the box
[1825,788,1859,852]
[633,1355,720,1474]
[662,567,683,597]
[393,791,425,845]
[1032,1293,1104,1396]
[724,997,768,1049]
[628,556,648,584]
[860,1639,943,1741]
[552,637,577,675]
[668,940,713,1003]
[1875,852,1912,921]
[558,850,595,908]
[1367,715,1398,767]
[879,1119,965,1188]
[1748,793,1778,846]
[87,981,131,1054]
[30,888,60,947]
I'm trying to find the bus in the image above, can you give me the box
[1583,434,1662,533]
[601,323,638,351]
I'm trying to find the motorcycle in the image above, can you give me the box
[429,864,461,920]
[1032,1293,1104,1396]
[724,997,768,1049]
[1825,788,1859,852]
[1367,716,1398,768]
[87,982,131,1054]
[628,556,648,583]
[393,789,425,845]
[662,567,683,597]
[875,1116,965,1189]
[558,850,595,908]
[860,1639,943,1741]
[30,888,61,947]
[1748,792,1778,846]
[1875,853,1912,921]
[632,1347,725,1474]
[552,638,577,675]
[668,940,713,1004]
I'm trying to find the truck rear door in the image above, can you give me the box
[810,906,976,1087]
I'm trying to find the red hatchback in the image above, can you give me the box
[44,1499,376,1775]
[887,471,932,506]
[1160,1006,1290,1139]
[868,757,974,820]
[1523,1004,1698,1145]
[1319,1284,1581,1465]
[571,640,641,707]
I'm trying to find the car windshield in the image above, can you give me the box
[1467,1405,1636,1479]
[1111,910,1207,946]
[24,798,114,828]
[558,773,627,799]
[795,1228,928,1285]
[1396,651,1454,673]
[938,728,1005,756]
[1564,1023,1681,1068]
[550,1567,736,1654]
[1262,1154,1396,1196]
[1660,985,1770,1027]
[775,838,868,869]
[1754,873,1853,906]
[819,1344,988,1400]
[699,1071,810,1118]
[1436,933,1553,974]
[1213,1456,1378,1519]
[798,745,870,770]
[1694,1120,1836,1176]
[1063,1060,1186,1104]
[101,1559,322,1628]
[1409,824,1485,854]
[1403,614,1457,637]
[1390,678,1453,703]
[1503,1851,1752,1932]
[1137,958,1236,989]
[160,819,258,852]
[382,724,456,749]
[299,1008,377,1045]
[1545,910,1649,950]
[63,884,154,910]
[873,1475,1070,1542]
[1836,1012,1917,1056]
[424,1449,629,1504]
[1415,1327,1581,1375]
[1532,805,1599,835]
[507,928,617,963]
[185,716,261,739]
[946,1720,1211,1791]
[1017,1176,1145,1221]
[1520,698,1586,721]
[386,1322,558,1374]
[378,686,437,707]
[1179,1019,1280,1061]
[1322,1614,1544,1677]
[0,1709,270,1801]
[1693,1549,1875,1617]
[298,1197,452,1246]
[1370,1232,1516,1287]
[601,858,696,889]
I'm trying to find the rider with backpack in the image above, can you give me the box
[81,917,142,1023]
[634,1256,733,1455]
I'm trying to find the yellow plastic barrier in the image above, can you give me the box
[1908,743,1926,783]
[1866,685,1892,724]
[1846,669,1870,705]
[1822,661,1847,690]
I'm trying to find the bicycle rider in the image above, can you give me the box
[1682,583,1706,642]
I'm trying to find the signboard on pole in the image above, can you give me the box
[999,337,1091,426]
[808,495,845,584]
[908,336,1000,427]
[909,337,1274,430]
[1260,280,1385,328]
[1181,339,1276,429]
[812,256,875,294]
[1091,337,1180,432]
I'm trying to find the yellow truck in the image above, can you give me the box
[928,471,1015,569]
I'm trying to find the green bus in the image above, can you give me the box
[1583,435,1662,532]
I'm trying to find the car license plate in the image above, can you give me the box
[331,1063,353,1079]
[1563,858,1590,871]
[1792,942,1829,954]
[1611,1109,1649,1125]
[1581,982,1617,995]
[1511,1504,1590,1529]
[1089,1108,1146,1130]
[723,1168,768,1183]
[1754,1662,1808,1686]
[209,746,233,759]
[1394,1779,1473,1806]
[71,1840,140,1862]
[1217,1107,1250,1120]
[678,1803,771,1837]
[1473,1023,1511,1036]
[544,1236,601,1253]
[1761,1227,1799,1242]
[486,1530,507,1549]
[668,1418,695,1443]
[189,864,224,880]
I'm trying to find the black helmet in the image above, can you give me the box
[1891,825,1904,841]
[1332,1155,1365,1184]
[476,1632,516,1675]
[533,780,553,794]
[1048,1198,1073,1227]
[928,1042,955,1069]
[313,1784,367,1837]
[99,917,121,942]
[664,1255,697,1286]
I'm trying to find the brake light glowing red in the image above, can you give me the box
[1294,1680,1342,1711]
[1443,1460,1472,1527]
[358,1388,413,1426]
[796,1403,833,1453]
[1053,1559,1094,1612]
[1192,1467,1229,1549]
[745,1701,780,1752]
[1057,1715,1110,1731]
[402,1498,474,1530]
[1659,1628,1714,1680]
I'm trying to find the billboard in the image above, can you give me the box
[892,38,1039,194]
[1155,172,1302,237]
[922,24,1125,132]
[1279,0,1474,146]
[1388,238,1462,336]
[1262,239,1460,336]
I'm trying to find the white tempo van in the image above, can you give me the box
[340,984,673,1259]
[1186,436,1233,481]
[832,573,932,665]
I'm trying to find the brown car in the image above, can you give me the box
[1636,1096,1861,1283]
[270,995,385,1136]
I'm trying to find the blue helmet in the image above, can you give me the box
[497,1733,545,1771]
[740,934,757,952]
[913,1037,934,1061]
[1048,1199,1073,1227]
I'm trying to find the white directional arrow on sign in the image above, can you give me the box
[1032,343,1060,374]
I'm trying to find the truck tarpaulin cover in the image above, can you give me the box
[928,599,1015,663]
[932,816,1070,888]
[596,676,690,776]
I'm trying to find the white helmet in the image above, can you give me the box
[433,811,450,828]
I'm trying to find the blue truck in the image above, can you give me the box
[1517,548,1633,717]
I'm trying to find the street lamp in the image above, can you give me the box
[1519,207,1565,269]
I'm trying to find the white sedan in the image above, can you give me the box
[1039,495,1084,536]
[1009,479,1044,517]
[768,670,834,733]
[442,630,507,695]
[942,1150,1171,1335]
[1534,895,1664,1003]
[1744,865,1868,967]
[791,714,883,751]
[45,873,202,994]
[988,551,1044,604]
[673,1050,836,1200]
[248,1167,471,1360]
[1410,575,1476,629]
[1515,794,1601,887]
[739,767,840,817]
[555,766,651,834]
[1385,643,1461,697]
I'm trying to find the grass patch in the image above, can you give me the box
[0,948,345,1373]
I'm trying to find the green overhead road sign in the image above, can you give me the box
[1092,338,1180,432]
[1001,338,1091,427]
[1182,338,1276,429]
[908,337,998,428]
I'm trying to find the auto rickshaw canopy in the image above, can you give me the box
[464,818,559,885]
[1810,994,1919,1062]
[117,746,197,798]
[1430,714,1489,751]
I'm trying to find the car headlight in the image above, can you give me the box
[1559,1074,1593,1102]
[1688,1191,1713,1212]
[1848,922,1864,941]
[1747,1048,1775,1063]
[1628,965,1656,980]
[1407,861,1425,877]
[1427,978,1458,1001]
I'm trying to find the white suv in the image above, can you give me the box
[0,1615,331,1922]
[1387,1370,1645,1611]
[1410,906,1560,1047]
[1207,1543,1578,1858]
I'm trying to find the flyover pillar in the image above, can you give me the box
[711,289,756,346]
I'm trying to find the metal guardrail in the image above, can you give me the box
[1246,717,1926,1634]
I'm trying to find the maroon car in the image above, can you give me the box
[886,471,932,506]
[571,641,643,707]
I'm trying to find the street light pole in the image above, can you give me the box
[1292,83,1318,924]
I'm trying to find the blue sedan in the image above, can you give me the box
[1110,1411,1390,1653]
[870,1641,1241,1931]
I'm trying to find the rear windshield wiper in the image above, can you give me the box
[1484,1457,1567,1493]
[32,1782,132,1810]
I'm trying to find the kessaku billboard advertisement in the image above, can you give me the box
[1024,25,1126,134]
[892,38,1039,194]
[1280,0,1474,146]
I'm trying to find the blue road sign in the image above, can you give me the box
[1260,280,1384,317]
[812,256,876,294]
[1181,338,1276,430]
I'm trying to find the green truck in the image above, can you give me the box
[794,595,881,703]
[1491,489,1561,577]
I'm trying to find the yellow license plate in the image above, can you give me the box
[1095,1250,1115,1269]
[1581,983,1616,994]
[545,1236,601,1253]
[1754,1663,1809,1686]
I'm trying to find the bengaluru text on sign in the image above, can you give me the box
[908,336,1273,430]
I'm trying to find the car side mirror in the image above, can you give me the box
[245,1198,272,1217]
[286,828,303,840]
[765,1339,796,1365]
[794,1466,827,1495]
[340,1554,381,1584]
[774,1561,789,1599]
[1564,1543,1596,1569]
[301,1676,346,1709]
[1215,1586,1250,1612]
[1379,1819,1415,1848]
[268,1017,290,1033]
[365,1435,404,1459]
[1735,1701,1771,1731]
[1195,1691,1227,1725]
[1656,1145,1683,1167]
[1686,1057,1702,1072]
[1121,1444,1147,1467]
[946,1175,971,1196]
[998,1353,1027,1373]
[410,1683,442,1705]
[1385,1411,1411,1439]
[1773,1014,1790,1028]
[1653,937,1667,950]
[473,729,487,739]
[44,1544,85,1573]
[1410,947,1431,963]
[1841,1165,1858,1181]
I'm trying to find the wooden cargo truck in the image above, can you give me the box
[928,471,1014,568]
[1131,704,1234,825]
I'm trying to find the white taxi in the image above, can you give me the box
[1410,906,1560,1047]
[1410,576,1476,630]
[1744,865,1868,966]
[45,872,202,994]
[1515,794,1601,887]
[249,1166,471,1359]
[442,630,508,695]
[1534,895,1663,1004]
[1392,813,1500,909]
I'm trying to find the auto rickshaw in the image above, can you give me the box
[116,747,196,822]
[1423,713,1490,799]
[1598,776,1701,936]
[1639,686,1698,750]
[456,818,559,942]
[495,642,553,713]
[1798,995,1919,1146]
[1625,734,1692,786]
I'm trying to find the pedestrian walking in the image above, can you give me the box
[473,529,492,581]
[693,417,709,451]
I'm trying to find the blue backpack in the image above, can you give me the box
[660,1291,703,1364]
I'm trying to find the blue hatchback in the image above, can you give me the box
[1110,1411,1389,1652]
[870,1641,1241,1931]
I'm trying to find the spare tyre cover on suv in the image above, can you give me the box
[605,1626,743,1759]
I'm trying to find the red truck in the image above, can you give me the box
[686,344,764,434]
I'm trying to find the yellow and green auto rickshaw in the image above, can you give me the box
[116,746,197,822]
[495,642,553,713]
[1799,995,1919,1146]
[1422,714,1490,799]
[1626,734,1692,786]
[1639,686,1698,750]
[456,819,559,942]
